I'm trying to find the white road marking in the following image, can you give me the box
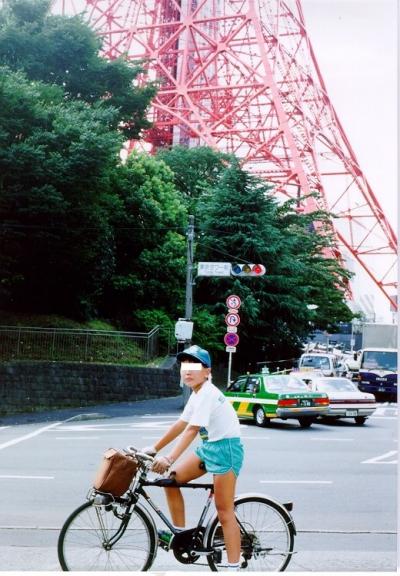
[0,422,61,451]
[362,450,397,464]
[310,437,354,442]
[0,475,54,480]
[140,415,180,418]
[260,480,332,484]
[55,437,100,440]
[50,419,177,431]
[242,436,270,440]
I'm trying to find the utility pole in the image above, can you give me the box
[182,215,194,406]
[185,215,194,322]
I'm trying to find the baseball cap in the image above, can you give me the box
[176,345,211,368]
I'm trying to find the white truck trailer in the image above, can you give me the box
[357,323,397,401]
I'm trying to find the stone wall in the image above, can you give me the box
[0,361,180,416]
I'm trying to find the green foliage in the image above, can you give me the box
[0,0,156,139]
[133,308,174,352]
[156,146,232,213]
[0,67,124,318]
[193,158,354,369]
[101,152,187,321]
[192,307,226,352]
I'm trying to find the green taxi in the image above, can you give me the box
[224,373,329,428]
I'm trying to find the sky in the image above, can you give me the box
[299,0,398,322]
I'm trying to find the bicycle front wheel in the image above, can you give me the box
[206,495,295,572]
[58,500,157,571]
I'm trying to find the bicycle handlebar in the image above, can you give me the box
[124,446,155,466]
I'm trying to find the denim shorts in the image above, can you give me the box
[195,437,244,477]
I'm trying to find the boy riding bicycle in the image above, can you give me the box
[142,345,244,571]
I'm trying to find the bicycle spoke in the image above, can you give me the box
[206,496,295,572]
[58,502,156,571]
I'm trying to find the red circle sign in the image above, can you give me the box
[224,332,239,347]
[225,312,240,327]
[226,294,241,309]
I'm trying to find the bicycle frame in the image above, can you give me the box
[142,478,214,533]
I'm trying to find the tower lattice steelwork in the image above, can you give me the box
[55,0,397,311]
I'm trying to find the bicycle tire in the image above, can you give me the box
[58,500,157,571]
[205,495,295,572]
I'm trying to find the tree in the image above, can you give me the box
[0,67,123,317]
[194,160,353,370]
[101,152,188,323]
[0,0,156,139]
[156,146,232,212]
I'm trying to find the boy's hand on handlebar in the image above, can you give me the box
[152,455,173,473]
[141,445,158,457]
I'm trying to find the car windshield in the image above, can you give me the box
[361,351,397,372]
[265,376,309,391]
[300,355,331,369]
[314,379,357,393]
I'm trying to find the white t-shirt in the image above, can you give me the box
[180,379,241,442]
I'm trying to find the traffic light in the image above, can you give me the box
[231,263,266,276]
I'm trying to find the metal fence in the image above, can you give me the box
[0,325,163,364]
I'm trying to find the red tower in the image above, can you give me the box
[56,0,397,310]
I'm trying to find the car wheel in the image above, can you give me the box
[254,406,267,427]
[298,417,313,428]
[355,416,367,425]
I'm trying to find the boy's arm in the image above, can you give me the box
[166,425,199,463]
[153,419,188,452]
[152,424,199,473]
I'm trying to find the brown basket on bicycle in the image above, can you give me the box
[93,448,138,497]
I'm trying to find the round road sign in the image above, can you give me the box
[226,294,241,309]
[225,312,240,327]
[224,332,239,347]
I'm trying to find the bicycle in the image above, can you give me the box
[58,447,296,571]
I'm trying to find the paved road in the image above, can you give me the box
[0,397,397,572]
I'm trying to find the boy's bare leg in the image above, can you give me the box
[213,471,240,563]
[164,452,206,527]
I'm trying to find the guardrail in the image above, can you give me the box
[0,325,163,364]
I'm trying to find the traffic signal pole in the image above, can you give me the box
[182,215,194,406]
[185,215,194,322]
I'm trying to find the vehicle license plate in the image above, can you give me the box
[300,399,312,407]
[378,387,385,392]
[345,410,357,416]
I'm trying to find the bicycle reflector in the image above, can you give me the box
[231,263,266,277]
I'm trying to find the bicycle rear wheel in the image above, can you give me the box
[206,495,295,571]
[58,500,157,571]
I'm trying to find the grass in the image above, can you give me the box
[0,311,161,366]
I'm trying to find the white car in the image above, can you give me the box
[307,377,377,425]
[298,352,345,377]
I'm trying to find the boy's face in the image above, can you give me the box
[180,360,210,391]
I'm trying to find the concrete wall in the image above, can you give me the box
[0,361,180,416]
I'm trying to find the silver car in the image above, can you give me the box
[307,377,377,425]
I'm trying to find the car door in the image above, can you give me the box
[225,376,254,419]
[239,376,262,418]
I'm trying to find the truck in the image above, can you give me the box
[356,323,398,401]
[361,323,397,349]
